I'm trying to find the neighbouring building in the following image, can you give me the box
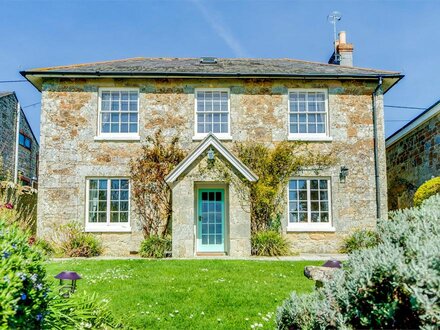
[0,92,39,186]
[21,32,403,256]
[386,100,439,210]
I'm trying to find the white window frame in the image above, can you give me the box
[287,89,332,142]
[193,88,232,140]
[85,177,132,232]
[286,177,335,232]
[95,88,140,141]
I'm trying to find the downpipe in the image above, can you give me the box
[372,77,383,219]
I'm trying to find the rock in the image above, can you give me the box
[304,266,340,286]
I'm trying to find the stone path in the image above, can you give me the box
[51,253,348,262]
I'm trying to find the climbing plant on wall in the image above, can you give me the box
[234,141,335,234]
[130,130,186,238]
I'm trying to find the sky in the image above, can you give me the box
[1,0,439,141]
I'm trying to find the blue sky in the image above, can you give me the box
[1,0,439,140]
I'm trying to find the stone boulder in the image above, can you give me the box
[304,266,341,287]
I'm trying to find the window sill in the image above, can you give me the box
[94,135,140,142]
[85,225,132,233]
[288,134,333,142]
[192,134,233,141]
[287,225,335,233]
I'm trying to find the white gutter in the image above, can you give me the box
[14,102,20,184]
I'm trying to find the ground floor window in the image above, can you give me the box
[288,178,331,227]
[86,178,130,231]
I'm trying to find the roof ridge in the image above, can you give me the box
[30,57,147,72]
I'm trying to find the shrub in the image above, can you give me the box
[0,218,51,328]
[339,229,380,253]
[0,181,37,233]
[55,222,102,258]
[43,291,122,329]
[276,194,440,329]
[251,231,290,256]
[139,235,172,258]
[413,176,440,206]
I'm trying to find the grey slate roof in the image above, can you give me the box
[22,57,400,77]
[0,92,14,98]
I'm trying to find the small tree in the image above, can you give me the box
[235,141,334,233]
[130,130,186,238]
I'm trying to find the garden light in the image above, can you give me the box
[54,271,82,297]
[322,260,342,268]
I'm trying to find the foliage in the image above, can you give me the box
[0,218,51,329]
[54,222,102,258]
[251,231,290,256]
[234,141,334,233]
[339,228,380,253]
[0,181,37,233]
[130,129,186,238]
[139,235,172,258]
[276,194,440,329]
[43,291,122,329]
[46,259,320,329]
[413,176,440,207]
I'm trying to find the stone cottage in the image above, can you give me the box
[0,92,39,186]
[21,34,403,256]
[386,99,439,210]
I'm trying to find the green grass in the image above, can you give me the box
[46,259,321,329]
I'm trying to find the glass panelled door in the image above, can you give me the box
[197,189,225,252]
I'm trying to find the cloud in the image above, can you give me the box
[191,0,247,57]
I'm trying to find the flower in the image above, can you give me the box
[4,203,13,209]
[30,274,38,282]
[20,293,27,300]
[36,283,43,290]
[2,251,11,259]
[36,314,43,322]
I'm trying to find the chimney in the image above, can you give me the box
[328,31,354,66]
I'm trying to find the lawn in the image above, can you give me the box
[46,259,321,329]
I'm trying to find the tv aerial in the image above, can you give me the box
[327,11,342,62]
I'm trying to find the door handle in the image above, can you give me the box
[198,216,203,222]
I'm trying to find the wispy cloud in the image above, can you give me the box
[191,0,247,57]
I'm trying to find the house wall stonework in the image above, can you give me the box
[386,111,440,210]
[38,78,387,255]
[0,94,17,179]
[0,93,39,182]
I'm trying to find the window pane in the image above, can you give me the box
[110,212,119,223]
[120,212,128,223]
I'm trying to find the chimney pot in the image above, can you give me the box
[339,31,347,44]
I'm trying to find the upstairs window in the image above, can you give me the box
[99,89,139,136]
[195,89,230,138]
[289,90,328,136]
[19,133,32,150]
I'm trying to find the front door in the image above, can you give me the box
[197,189,225,253]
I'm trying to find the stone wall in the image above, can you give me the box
[386,111,440,210]
[18,109,39,182]
[0,93,17,180]
[38,78,386,255]
[0,93,39,183]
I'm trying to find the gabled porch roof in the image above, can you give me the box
[165,133,258,183]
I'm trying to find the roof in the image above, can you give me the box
[0,91,14,98]
[386,99,440,148]
[165,133,258,183]
[20,57,403,92]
